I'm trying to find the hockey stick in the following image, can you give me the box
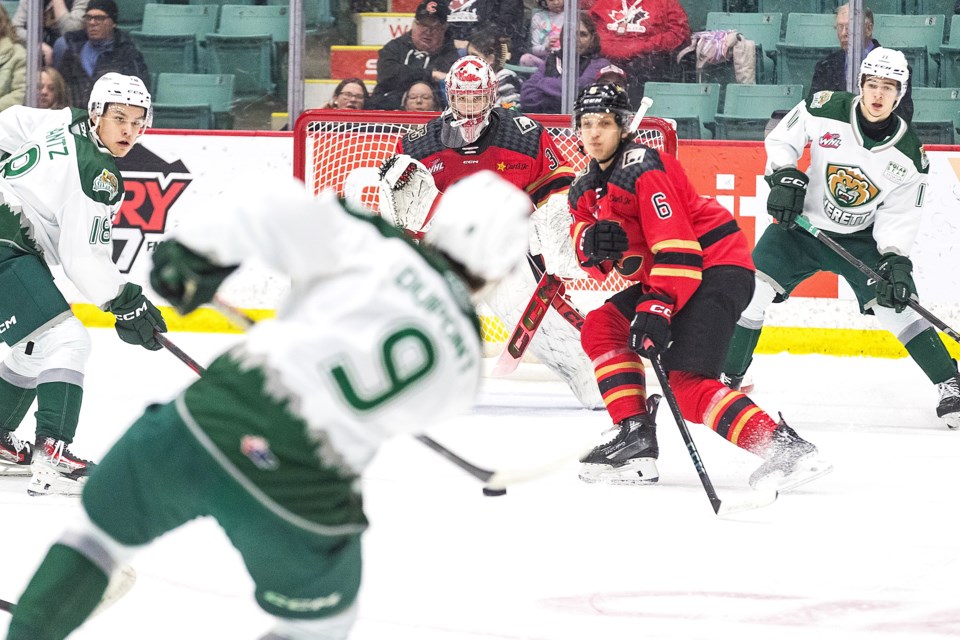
[629,96,655,134]
[155,332,206,376]
[646,348,778,516]
[1,565,137,618]
[490,266,564,376]
[795,215,960,344]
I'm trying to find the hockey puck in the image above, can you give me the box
[482,487,507,497]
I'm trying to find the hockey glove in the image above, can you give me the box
[765,167,808,229]
[107,283,167,351]
[629,293,674,358]
[874,253,917,313]
[150,240,238,316]
[579,220,628,267]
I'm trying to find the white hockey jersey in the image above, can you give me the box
[766,91,929,256]
[0,106,127,307]
[173,182,483,479]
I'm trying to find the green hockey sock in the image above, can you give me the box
[6,543,109,640]
[0,376,37,431]
[723,324,762,378]
[35,381,82,444]
[904,328,957,384]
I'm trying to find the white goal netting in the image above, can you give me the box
[293,109,678,347]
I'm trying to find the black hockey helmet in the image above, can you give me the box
[573,83,634,130]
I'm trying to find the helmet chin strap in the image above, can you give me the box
[88,114,116,156]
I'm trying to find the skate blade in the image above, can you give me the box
[0,465,32,477]
[750,458,834,493]
[579,458,660,486]
[26,473,85,497]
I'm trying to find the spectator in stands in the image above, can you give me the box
[519,0,564,68]
[596,62,628,88]
[323,78,369,110]
[447,0,526,63]
[38,65,70,109]
[588,0,690,104]
[52,0,148,109]
[0,5,24,111]
[402,79,441,110]
[467,26,522,109]
[808,4,913,122]
[520,12,610,114]
[368,0,459,111]
[13,1,87,66]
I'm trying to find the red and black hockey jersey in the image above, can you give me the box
[396,108,575,208]
[569,141,754,312]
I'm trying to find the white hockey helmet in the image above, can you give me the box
[444,55,498,144]
[424,171,531,286]
[859,47,909,105]
[88,72,153,132]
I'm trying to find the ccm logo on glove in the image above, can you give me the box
[647,303,672,318]
[114,301,150,322]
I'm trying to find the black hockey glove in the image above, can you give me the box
[150,240,239,316]
[765,167,808,229]
[629,293,674,358]
[874,253,917,313]
[579,220,628,267]
[107,283,167,351]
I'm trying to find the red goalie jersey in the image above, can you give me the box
[395,108,575,208]
[569,141,754,313]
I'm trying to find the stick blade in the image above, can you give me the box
[715,489,779,518]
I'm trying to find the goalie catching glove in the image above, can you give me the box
[629,293,674,358]
[765,167,808,229]
[150,240,239,316]
[378,154,440,233]
[874,252,917,313]
[106,283,167,351]
[577,220,628,267]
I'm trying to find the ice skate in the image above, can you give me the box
[749,419,832,492]
[0,429,32,476]
[720,371,754,393]
[936,376,960,429]
[27,438,96,496]
[580,395,660,485]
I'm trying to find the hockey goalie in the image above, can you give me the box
[378,55,604,409]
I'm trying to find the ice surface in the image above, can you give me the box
[2,330,959,639]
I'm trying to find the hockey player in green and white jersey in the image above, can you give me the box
[5,171,532,640]
[0,72,167,494]
[722,47,960,428]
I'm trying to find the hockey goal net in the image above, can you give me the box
[293,109,678,347]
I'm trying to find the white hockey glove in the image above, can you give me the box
[528,194,587,280]
[378,154,440,233]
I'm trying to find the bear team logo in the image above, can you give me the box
[825,163,880,208]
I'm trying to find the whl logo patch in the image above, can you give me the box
[825,163,879,208]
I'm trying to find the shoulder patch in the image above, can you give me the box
[513,115,538,135]
[621,148,646,168]
[92,169,119,199]
[810,91,833,109]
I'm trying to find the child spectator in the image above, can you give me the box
[519,0,564,68]
[467,26,522,109]
[520,12,610,113]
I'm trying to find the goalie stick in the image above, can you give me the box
[795,215,960,345]
[491,96,657,374]
[645,346,778,516]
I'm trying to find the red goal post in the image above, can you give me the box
[293,109,678,346]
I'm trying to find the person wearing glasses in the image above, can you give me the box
[401,79,440,111]
[323,78,369,110]
[808,4,913,122]
[0,72,167,495]
[368,0,459,110]
[51,0,149,109]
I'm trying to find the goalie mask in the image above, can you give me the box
[859,47,909,107]
[424,171,531,287]
[444,55,497,144]
[88,73,153,152]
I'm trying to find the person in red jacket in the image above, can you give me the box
[569,83,831,491]
[587,0,690,102]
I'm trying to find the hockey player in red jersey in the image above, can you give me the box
[570,83,832,490]
[380,55,605,409]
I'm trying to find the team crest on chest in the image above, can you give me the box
[825,163,880,207]
[621,148,646,168]
[513,116,538,135]
[92,169,119,198]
